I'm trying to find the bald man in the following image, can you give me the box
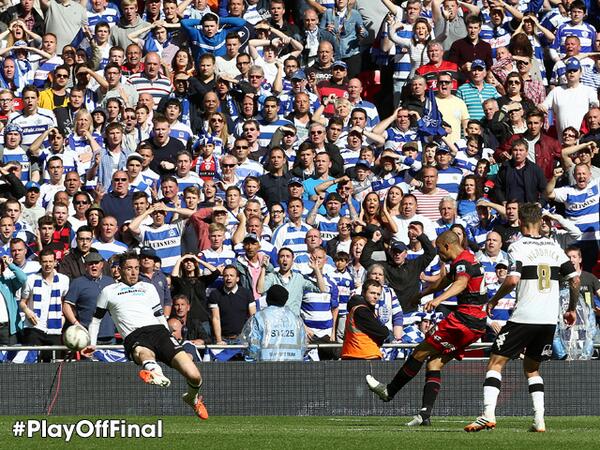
[366,230,488,427]
[127,52,173,107]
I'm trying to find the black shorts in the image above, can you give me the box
[491,321,556,362]
[123,324,184,366]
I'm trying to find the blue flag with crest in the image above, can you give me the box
[417,88,447,139]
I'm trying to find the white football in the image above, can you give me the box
[63,325,91,351]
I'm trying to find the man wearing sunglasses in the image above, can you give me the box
[39,66,70,111]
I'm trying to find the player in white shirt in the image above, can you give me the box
[82,253,209,420]
[465,204,579,433]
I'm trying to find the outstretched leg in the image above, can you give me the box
[366,342,439,402]
[171,351,208,420]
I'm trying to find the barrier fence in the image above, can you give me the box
[0,344,599,417]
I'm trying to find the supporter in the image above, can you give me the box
[10,237,39,277]
[300,8,337,67]
[488,199,519,251]
[457,60,500,121]
[361,223,435,313]
[300,246,338,344]
[494,139,547,204]
[138,246,172,317]
[541,57,599,137]
[325,216,353,258]
[129,201,195,274]
[57,225,96,279]
[434,72,469,144]
[434,197,467,237]
[39,65,70,111]
[168,294,212,347]
[546,163,600,271]
[63,252,116,344]
[20,248,69,360]
[99,170,134,225]
[209,264,255,344]
[8,85,56,146]
[110,0,149,50]
[495,109,561,180]
[0,254,26,345]
[365,263,403,344]
[476,231,510,287]
[449,15,492,76]
[92,215,127,261]
[416,41,459,91]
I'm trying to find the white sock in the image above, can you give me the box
[483,370,502,421]
[528,376,545,420]
[142,360,162,374]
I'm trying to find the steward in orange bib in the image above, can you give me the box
[342,280,390,360]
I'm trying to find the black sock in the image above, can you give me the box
[387,356,424,398]
[420,370,441,419]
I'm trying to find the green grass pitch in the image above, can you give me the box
[1,416,597,449]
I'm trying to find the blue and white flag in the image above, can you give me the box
[0,350,38,363]
[208,347,242,362]
[417,88,447,139]
[93,349,128,363]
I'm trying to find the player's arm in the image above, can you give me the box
[415,265,451,303]
[424,275,468,312]
[82,306,108,356]
[562,259,580,325]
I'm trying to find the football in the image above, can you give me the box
[63,325,91,351]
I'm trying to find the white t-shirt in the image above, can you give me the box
[543,83,599,136]
[507,235,577,325]
[96,281,165,338]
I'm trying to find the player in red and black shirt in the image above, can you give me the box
[366,230,488,427]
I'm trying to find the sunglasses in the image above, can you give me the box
[55,74,69,79]
[235,145,249,149]
[310,130,324,134]
[222,163,237,168]
[507,80,521,84]
[438,80,452,85]
[74,201,90,205]
[210,118,224,122]
[112,178,127,182]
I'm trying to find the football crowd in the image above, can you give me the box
[0,0,598,362]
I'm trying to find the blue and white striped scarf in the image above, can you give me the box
[32,274,62,335]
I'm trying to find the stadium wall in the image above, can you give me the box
[2,360,598,416]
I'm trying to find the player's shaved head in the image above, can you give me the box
[437,230,460,246]
[436,230,463,262]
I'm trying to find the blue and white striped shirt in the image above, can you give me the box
[301,274,339,337]
[553,180,600,241]
[138,221,186,274]
[272,221,312,257]
[92,239,128,261]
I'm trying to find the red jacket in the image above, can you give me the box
[494,133,561,180]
